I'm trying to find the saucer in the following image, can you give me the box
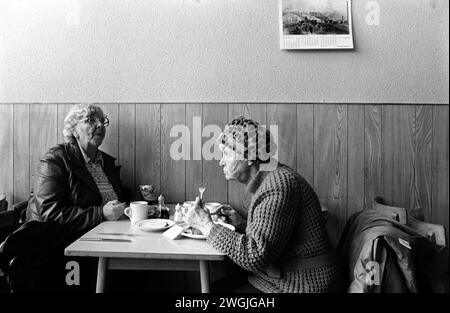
[133,219,175,232]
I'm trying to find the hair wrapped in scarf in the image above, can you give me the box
[217,116,277,163]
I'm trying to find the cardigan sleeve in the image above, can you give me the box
[207,177,299,273]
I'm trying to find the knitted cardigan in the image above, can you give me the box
[207,164,340,293]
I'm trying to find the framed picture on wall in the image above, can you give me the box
[279,0,354,49]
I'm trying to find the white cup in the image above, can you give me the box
[124,201,149,225]
[183,201,195,207]
[205,202,223,222]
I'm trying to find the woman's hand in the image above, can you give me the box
[219,206,247,233]
[102,200,126,221]
[185,197,214,237]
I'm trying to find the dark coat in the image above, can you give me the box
[0,220,99,293]
[337,210,448,293]
[26,140,127,238]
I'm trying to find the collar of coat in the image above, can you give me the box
[62,140,122,200]
[76,141,105,167]
[64,139,114,169]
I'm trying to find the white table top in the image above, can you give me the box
[64,220,226,261]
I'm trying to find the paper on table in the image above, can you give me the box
[162,224,185,240]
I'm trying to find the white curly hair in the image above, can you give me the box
[62,103,105,142]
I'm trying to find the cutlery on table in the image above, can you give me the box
[80,238,133,242]
[96,232,139,236]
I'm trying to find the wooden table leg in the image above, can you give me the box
[96,257,108,293]
[199,260,210,293]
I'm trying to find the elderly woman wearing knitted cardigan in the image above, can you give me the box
[186,116,341,293]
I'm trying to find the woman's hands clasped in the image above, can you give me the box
[185,197,214,237]
[102,200,126,221]
[186,197,247,236]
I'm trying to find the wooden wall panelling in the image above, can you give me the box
[0,105,13,208]
[1,102,449,248]
[184,103,207,292]
[136,104,186,291]
[432,105,449,243]
[202,104,228,204]
[101,104,119,161]
[202,104,229,287]
[267,104,297,169]
[29,104,58,193]
[135,104,161,199]
[57,104,74,144]
[414,105,433,221]
[314,105,348,247]
[296,104,314,185]
[160,103,190,290]
[347,104,365,216]
[364,105,382,210]
[13,104,30,203]
[227,104,266,214]
[185,103,203,202]
[118,104,136,199]
[382,105,415,211]
[161,104,186,203]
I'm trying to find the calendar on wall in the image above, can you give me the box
[279,0,354,49]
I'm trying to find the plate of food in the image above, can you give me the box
[181,222,235,239]
[134,219,175,232]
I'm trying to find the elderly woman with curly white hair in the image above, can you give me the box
[186,116,342,293]
[27,103,128,237]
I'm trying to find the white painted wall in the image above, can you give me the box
[0,0,448,103]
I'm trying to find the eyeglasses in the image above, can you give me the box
[81,115,110,127]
